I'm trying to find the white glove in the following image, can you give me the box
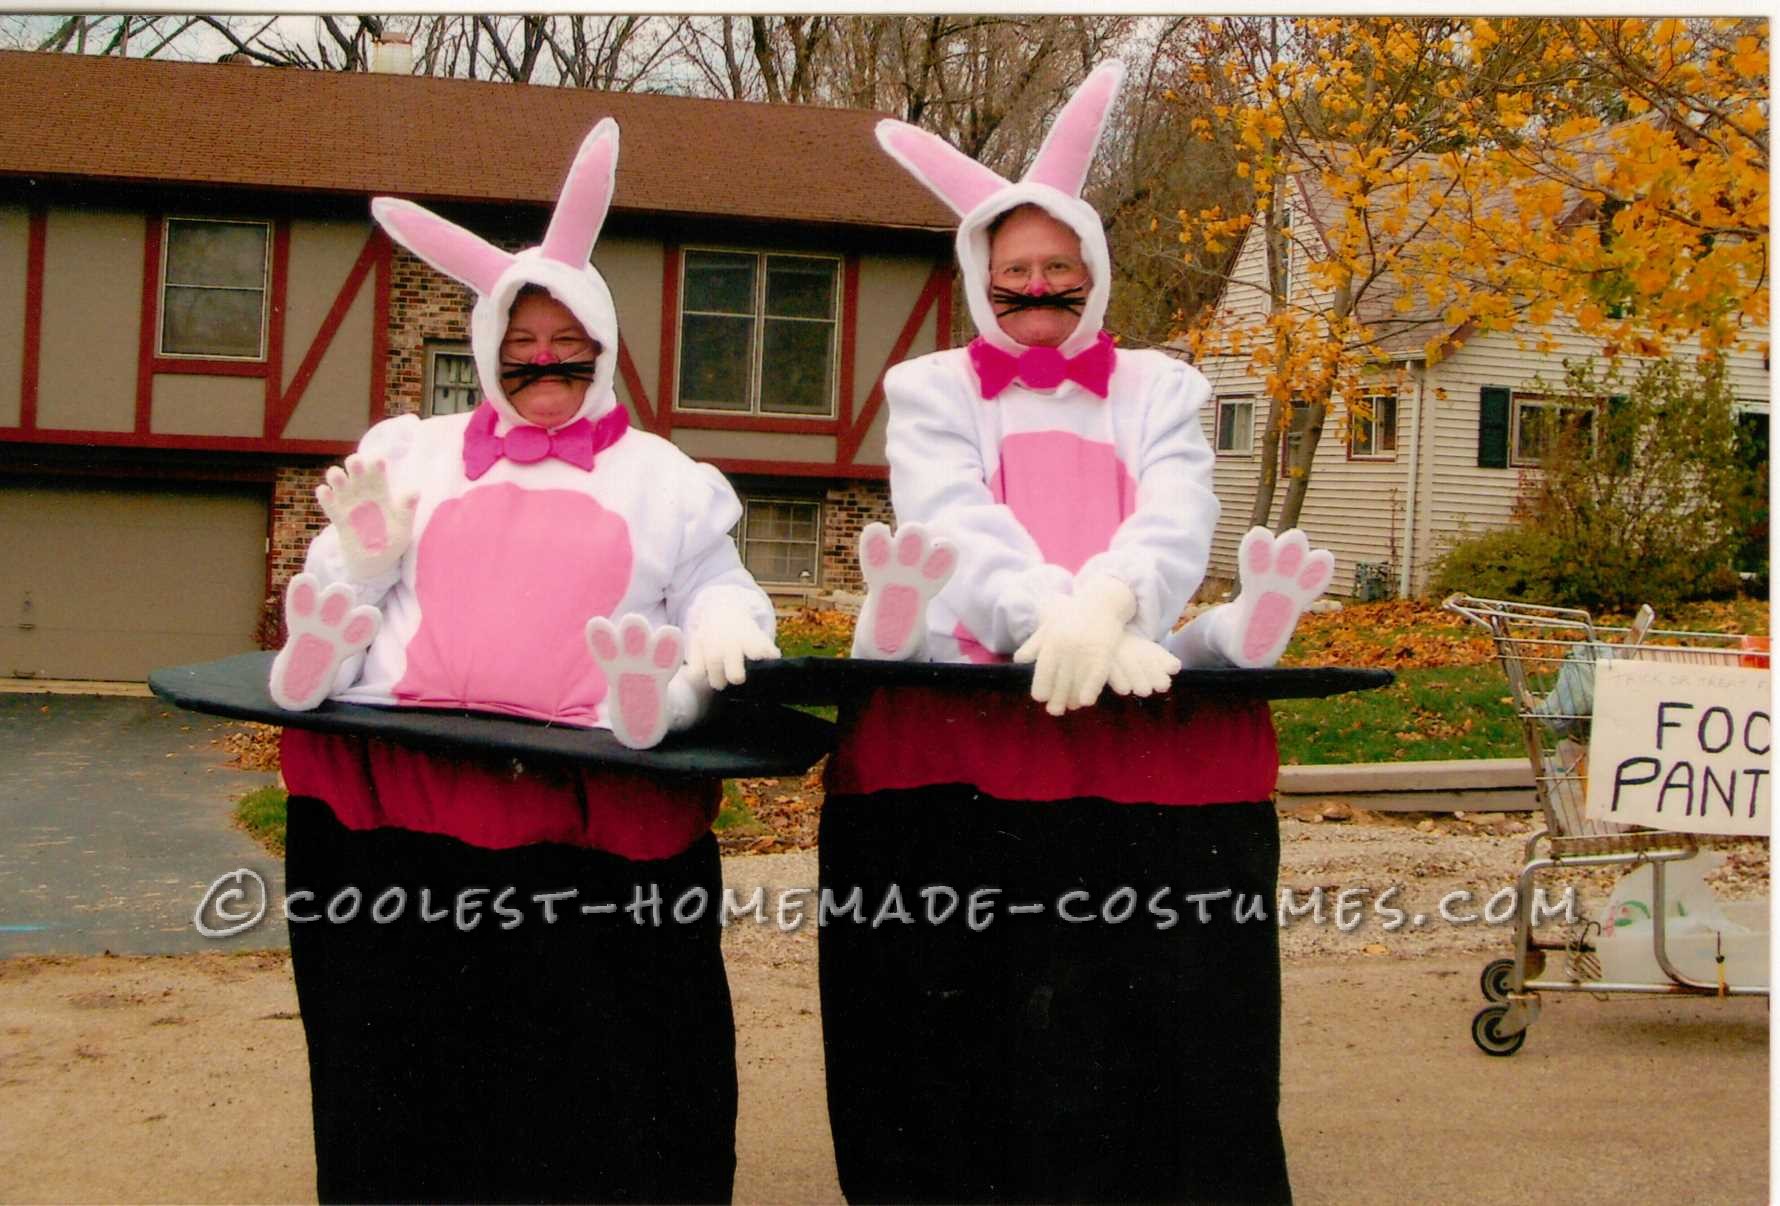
[1107,632,1181,698]
[315,455,417,582]
[1014,576,1136,716]
[685,596,780,690]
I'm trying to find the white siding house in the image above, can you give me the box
[1190,174,1769,599]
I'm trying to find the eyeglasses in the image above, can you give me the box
[990,257,1089,289]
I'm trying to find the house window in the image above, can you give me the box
[1215,397,1254,454]
[159,217,270,359]
[425,344,479,416]
[1511,393,1594,467]
[737,498,822,585]
[677,249,839,418]
[1349,387,1399,459]
[1280,401,1314,475]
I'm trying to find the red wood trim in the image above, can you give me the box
[672,411,840,436]
[705,456,888,481]
[135,214,162,433]
[263,218,291,438]
[269,228,383,439]
[369,230,391,426]
[614,335,656,429]
[836,263,947,465]
[151,357,267,378]
[655,243,680,437]
[18,205,45,430]
[839,253,860,430]
[0,426,355,455]
[935,262,954,350]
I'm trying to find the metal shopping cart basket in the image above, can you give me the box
[1444,594,1770,1056]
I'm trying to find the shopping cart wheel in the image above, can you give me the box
[1480,958,1515,1003]
[1471,1005,1526,1057]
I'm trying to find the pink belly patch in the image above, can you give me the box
[394,483,632,724]
[989,431,1137,573]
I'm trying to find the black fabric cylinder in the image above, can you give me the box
[285,795,737,1204]
[818,788,1291,1205]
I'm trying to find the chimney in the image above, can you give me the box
[371,34,413,76]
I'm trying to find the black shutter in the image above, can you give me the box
[1478,386,1510,468]
[1607,393,1631,469]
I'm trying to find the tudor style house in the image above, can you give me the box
[1193,164,1769,600]
[0,50,955,681]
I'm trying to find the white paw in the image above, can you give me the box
[316,455,417,580]
[1223,528,1334,668]
[852,522,956,660]
[585,614,685,749]
[268,574,380,710]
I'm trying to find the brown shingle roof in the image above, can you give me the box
[0,50,955,232]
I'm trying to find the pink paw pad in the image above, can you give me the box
[585,614,684,749]
[855,522,957,661]
[347,502,389,554]
[1228,528,1334,669]
[269,573,381,711]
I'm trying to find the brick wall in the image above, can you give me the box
[819,479,893,594]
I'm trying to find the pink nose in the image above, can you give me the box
[529,351,560,366]
[1024,280,1050,297]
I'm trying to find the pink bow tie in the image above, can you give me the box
[462,402,629,481]
[968,331,1116,400]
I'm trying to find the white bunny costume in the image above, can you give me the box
[284,119,773,733]
[873,62,1220,669]
[818,64,1297,1206]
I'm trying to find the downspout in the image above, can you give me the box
[1398,361,1424,598]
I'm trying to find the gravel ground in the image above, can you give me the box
[720,808,1770,966]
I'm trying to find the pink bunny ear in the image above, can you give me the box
[371,198,513,295]
[875,120,1010,217]
[540,117,618,268]
[1024,61,1125,198]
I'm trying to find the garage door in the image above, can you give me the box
[1,480,269,682]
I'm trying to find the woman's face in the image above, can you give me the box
[500,291,597,428]
[986,207,1089,349]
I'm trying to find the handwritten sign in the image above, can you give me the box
[1584,659,1771,836]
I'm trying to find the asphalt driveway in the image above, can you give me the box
[0,691,283,956]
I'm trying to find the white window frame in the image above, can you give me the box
[1347,385,1399,461]
[674,247,842,420]
[157,216,271,361]
[423,343,479,416]
[1510,392,1596,468]
[1215,395,1255,455]
[736,496,823,587]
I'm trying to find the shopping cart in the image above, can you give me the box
[1444,594,1770,1056]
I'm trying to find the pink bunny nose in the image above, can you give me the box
[529,351,560,366]
[1024,280,1051,297]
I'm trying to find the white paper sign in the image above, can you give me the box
[1585,659,1772,836]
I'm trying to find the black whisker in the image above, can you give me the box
[990,284,1087,316]
[499,359,600,393]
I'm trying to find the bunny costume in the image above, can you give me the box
[291,120,772,732]
[276,120,748,1204]
[818,64,1293,1205]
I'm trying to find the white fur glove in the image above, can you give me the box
[315,455,418,582]
[1014,576,1136,716]
[685,596,780,690]
[1107,632,1181,699]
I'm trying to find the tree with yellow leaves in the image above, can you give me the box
[1172,17,1768,529]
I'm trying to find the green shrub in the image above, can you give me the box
[1429,525,1565,603]
[1433,357,1763,610]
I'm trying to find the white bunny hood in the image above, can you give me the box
[371,119,623,431]
[875,62,1122,359]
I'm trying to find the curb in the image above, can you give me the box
[1278,758,1536,814]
